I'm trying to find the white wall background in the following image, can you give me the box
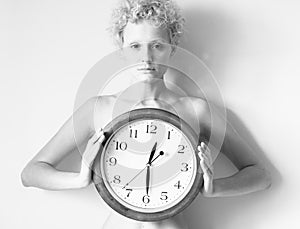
[1,0,300,228]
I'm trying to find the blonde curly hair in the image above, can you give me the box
[108,0,185,48]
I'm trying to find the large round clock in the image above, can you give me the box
[92,108,206,221]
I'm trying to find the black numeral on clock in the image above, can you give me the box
[113,175,121,184]
[125,188,132,197]
[177,145,185,153]
[167,131,171,139]
[142,195,150,204]
[146,124,157,134]
[108,157,117,166]
[129,129,138,138]
[115,141,127,151]
[160,191,168,200]
[174,180,182,189]
[181,163,189,172]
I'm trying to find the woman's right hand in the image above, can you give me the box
[78,128,105,187]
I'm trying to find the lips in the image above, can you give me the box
[138,67,156,71]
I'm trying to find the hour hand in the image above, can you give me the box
[148,142,157,165]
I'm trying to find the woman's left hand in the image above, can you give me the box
[198,142,214,197]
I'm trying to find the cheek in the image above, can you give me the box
[153,48,171,61]
[155,52,171,71]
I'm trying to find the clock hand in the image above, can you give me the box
[145,151,164,195]
[150,151,164,165]
[122,165,147,189]
[147,142,157,165]
[146,165,150,195]
[145,142,157,195]
[122,151,164,190]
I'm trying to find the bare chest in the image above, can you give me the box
[94,97,204,137]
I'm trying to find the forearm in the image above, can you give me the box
[21,162,89,191]
[212,165,272,197]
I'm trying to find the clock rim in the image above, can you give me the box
[92,108,205,221]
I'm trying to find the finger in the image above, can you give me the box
[200,142,213,165]
[95,128,104,139]
[198,148,210,163]
[198,145,212,166]
[202,149,212,166]
[200,142,211,154]
[88,128,102,142]
[197,145,202,152]
[91,128,105,144]
[94,133,105,144]
[83,141,101,165]
[200,157,213,177]
[200,142,207,150]
[200,152,212,167]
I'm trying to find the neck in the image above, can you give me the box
[138,78,167,101]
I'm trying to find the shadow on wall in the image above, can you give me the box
[170,7,281,229]
[181,7,242,86]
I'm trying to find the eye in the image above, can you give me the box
[152,43,162,49]
[130,43,141,49]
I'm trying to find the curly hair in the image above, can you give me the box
[108,0,185,48]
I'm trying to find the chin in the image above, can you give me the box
[137,72,163,80]
[142,76,163,82]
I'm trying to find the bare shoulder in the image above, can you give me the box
[178,96,210,119]
[92,94,119,130]
[77,94,117,126]
[94,94,118,107]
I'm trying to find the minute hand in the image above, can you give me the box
[146,166,150,195]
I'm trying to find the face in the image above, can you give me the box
[122,20,174,81]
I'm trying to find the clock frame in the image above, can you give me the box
[92,108,205,221]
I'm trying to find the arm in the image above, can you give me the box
[196,101,272,197]
[21,97,104,190]
[212,164,271,197]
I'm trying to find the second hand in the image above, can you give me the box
[122,165,147,189]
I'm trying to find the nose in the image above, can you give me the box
[140,45,153,63]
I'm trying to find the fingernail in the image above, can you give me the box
[100,135,105,141]
[96,128,104,137]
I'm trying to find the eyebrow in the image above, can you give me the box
[129,39,169,45]
[151,39,168,43]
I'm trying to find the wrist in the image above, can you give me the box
[210,178,230,197]
[202,178,216,197]
[78,163,93,188]
[76,172,91,188]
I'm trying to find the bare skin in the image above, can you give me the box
[21,20,271,229]
[93,86,203,229]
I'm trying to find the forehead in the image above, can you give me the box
[123,21,170,45]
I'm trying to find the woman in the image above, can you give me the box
[21,0,272,228]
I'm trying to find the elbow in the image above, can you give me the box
[21,166,31,187]
[21,162,35,187]
[263,168,272,190]
[254,164,272,190]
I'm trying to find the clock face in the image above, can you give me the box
[100,118,197,213]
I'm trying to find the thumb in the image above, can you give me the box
[83,140,101,166]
